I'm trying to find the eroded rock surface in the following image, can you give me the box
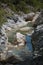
[32,11,43,54]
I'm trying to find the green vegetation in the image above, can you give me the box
[0,0,43,13]
[0,7,7,27]
[8,3,17,13]
[0,0,43,26]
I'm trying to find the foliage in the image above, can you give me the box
[0,0,43,26]
[0,0,43,13]
[0,7,7,27]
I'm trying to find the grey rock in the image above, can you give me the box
[33,11,43,27]
[32,11,43,55]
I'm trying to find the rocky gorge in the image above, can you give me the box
[32,11,43,57]
[0,3,43,65]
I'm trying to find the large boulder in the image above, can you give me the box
[16,32,26,46]
[23,12,35,21]
[16,32,26,43]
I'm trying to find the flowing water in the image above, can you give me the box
[0,16,34,62]
[10,35,33,61]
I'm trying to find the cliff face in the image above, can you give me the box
[31,11,43,65]
[32,11,43,52]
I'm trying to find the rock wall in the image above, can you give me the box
[32,11,43,56]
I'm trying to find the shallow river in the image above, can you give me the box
[10,35,33,61]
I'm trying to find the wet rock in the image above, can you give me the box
[32,56,43,65]
[20,27,33,31]
[23,12,35,21]
[16,32,25,43]
[33,11,43,27]
[0,28,8,61]
[32,11,43,55]
[32,25,43,51]
[5,56,21,64]
[32,12,41,24]
[32,13,43,65]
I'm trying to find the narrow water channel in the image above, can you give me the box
[10,35,33,61]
